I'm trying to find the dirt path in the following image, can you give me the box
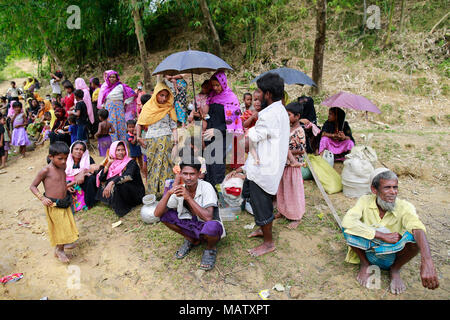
[0,59,37,94]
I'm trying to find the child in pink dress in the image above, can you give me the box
[276,102,306,229]
[11,101,31,158]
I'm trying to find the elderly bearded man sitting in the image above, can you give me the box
[342,168,439,295]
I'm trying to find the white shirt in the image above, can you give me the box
[167,179,226,238]
[6,87,19,97]
[244,100,290,195]
[105,84,124,102]
[50,79,61,94]
[105,84,134,105]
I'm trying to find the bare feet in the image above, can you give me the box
[64,242,77,250]
[287,220,301,229]
[247,229,263,238]
[247,242,276,257]
[390,268,406,295]
[356,263,371,288]
[54,247,70,263]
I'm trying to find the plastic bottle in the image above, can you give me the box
[219,206,240,221]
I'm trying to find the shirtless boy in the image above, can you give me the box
[95,109,115,157]
[30,141,79,263]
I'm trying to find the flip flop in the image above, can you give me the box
[175,239,196,259]
[199,249,217,271]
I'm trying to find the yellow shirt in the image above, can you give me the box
[92,88,100,102]
[342,194,426,264]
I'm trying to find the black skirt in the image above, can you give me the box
[96,160,145,217]
[204,103,227,187]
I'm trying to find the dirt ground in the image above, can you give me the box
[0,58,449,300]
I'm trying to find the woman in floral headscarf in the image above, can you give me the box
[97,70,137,142]
[203,71,243,187]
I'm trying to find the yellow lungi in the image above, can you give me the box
[44,206,79,247]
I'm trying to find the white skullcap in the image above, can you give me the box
[370,167,391,185]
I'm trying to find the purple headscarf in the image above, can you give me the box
[96,70,112,110]
[97,70,137,120]
[207,71,243,134]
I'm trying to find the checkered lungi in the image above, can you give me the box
[343,230,416,270]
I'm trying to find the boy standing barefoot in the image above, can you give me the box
[30,141,79,263]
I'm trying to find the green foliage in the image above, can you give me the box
[0,42,10,70]
[143,0,297,63]
[0,0,137,73]
[125,74,141,88]
[0,0,447,78]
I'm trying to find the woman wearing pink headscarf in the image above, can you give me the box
[96,70,137,142]
[203,71,244,186]
[74,78,95,138]
[95,140,145,217]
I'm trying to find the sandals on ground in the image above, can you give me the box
[199,249,217,271]
[175,239,196,259]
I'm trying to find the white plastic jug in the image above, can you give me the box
[140,194,160,224]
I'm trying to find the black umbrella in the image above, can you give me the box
[152,50,233,111]
[251,67,317,87]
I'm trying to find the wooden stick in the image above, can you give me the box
[304,153,342,229]
[430,11,450,34]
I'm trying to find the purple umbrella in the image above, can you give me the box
[321,91,381,114]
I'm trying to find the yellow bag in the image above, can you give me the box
[308,154,343,194]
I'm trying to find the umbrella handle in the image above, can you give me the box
[191,72,198,112]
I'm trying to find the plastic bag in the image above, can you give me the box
[221,177,244,207]
[341,156,374,198]
[322,150,334,167]
[301,166,313,180]
[308,154,342,194]
[349,133,378,167]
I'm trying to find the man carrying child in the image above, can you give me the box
[228,73,290,257]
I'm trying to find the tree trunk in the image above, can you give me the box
[130,0,152,91]
[311,0,327,95]
[198,0,222,57]
[399,0,406,33]
[363,0,367,32]
[384,0,395,46]
[36,24,63,70]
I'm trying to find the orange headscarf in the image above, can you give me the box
[38,100,52,118]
